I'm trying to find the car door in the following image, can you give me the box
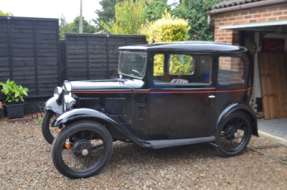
[148,52,217,140]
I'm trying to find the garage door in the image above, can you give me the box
[259,53,287,119]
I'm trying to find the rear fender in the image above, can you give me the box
[52,108,151,148]
[215,102,258,136]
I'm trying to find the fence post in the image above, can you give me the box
[59,40,66,84]
[86,36,90,80]
[106,35,110,79]
[7,17,12,80]
[33,20,39,95]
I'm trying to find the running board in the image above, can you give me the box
[146,136,216,149]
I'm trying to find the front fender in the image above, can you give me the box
[44,97,63,115]
[52,108,116,127]
[52,108,151,148]
[215,102,258,136]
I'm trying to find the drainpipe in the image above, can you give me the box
[207,13,214,27]
[207,0,287,27]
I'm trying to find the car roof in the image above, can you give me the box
[119,41,248,53]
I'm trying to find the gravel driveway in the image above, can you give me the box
[0,120,287,189]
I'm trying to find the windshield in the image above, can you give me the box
[118,51,147,79]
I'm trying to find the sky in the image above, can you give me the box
[0,0,178,26]
[0,0,101,25]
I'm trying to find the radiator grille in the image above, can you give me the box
[105,98,127,116]
[78,97,100,110]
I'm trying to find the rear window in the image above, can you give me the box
[218,56,244,84]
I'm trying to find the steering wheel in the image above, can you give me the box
[132,69,143,77]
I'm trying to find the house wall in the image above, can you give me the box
[214,6,287,45]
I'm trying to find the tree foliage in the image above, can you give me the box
[0,10,13,16]
[101,0,146,34]
[144,0,171,22]
[59,15,95,39]
[93,0,122,31]
[140,10,190,44]
[59,15,72,39]
[70,16,95,34]
[171,0,220,41]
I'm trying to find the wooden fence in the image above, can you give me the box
[65,34,147,80]
[0,16,59,100]
[0,17,147,101]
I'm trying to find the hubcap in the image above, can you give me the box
[72,140,92,157]
[82,149,89,156]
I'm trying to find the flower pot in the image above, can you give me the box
[5,104,25,119]
[0,108,4,120]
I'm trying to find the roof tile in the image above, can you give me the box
[213,0,266,10]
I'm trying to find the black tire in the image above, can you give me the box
[215,111,252,157]
[51,120,113,179]
[41,110,57,144]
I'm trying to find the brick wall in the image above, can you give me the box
[214,6,287,45]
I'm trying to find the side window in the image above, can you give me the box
[169,54,194,75]
[153,54,164,76]
[218,57,244,84]
[153,54,212,84]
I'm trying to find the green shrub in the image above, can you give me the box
[101,0,146,34]
[140,10,191,75]
[0,79,28,103]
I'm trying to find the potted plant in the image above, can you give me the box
[0,79,28,119]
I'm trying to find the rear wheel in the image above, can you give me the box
[215,112,252,157]
[41,110,58,144]
[51,121,113,179]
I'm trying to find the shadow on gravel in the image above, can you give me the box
[109,142,219,165]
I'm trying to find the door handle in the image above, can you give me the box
[208,95,215,98]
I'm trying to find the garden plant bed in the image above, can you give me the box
[0,120,287,189]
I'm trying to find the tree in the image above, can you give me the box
[70,16,95,34]
[93,0,122,31]
[170,0,220,41]
[59,15,96,39]
[59,15,72,39]
[144,0,171,22]
[0,10,13,16]
[101,0,146,34]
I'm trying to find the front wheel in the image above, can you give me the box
[51,121,113,178]
[215,112,252,157]
[41,110,58,144]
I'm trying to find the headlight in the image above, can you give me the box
[54,86,62,100]
[64,95,76,111]
[63,80,72,96]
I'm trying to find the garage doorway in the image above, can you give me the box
[258,53,287,119]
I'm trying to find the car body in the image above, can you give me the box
[43,41,258,178]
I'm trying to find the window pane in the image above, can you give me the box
[197,56,212,83]
[154,54,164,76]
[118,51,147,79]
[169,54,194,75]
[153,54,212,84]
[218,57,244,83]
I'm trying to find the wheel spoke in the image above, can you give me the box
[85,132,94,141]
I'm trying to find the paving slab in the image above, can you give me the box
[258,117,287,145]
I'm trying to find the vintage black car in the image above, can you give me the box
[42,41,258,178]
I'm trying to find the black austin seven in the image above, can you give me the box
[42,41,258,178]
